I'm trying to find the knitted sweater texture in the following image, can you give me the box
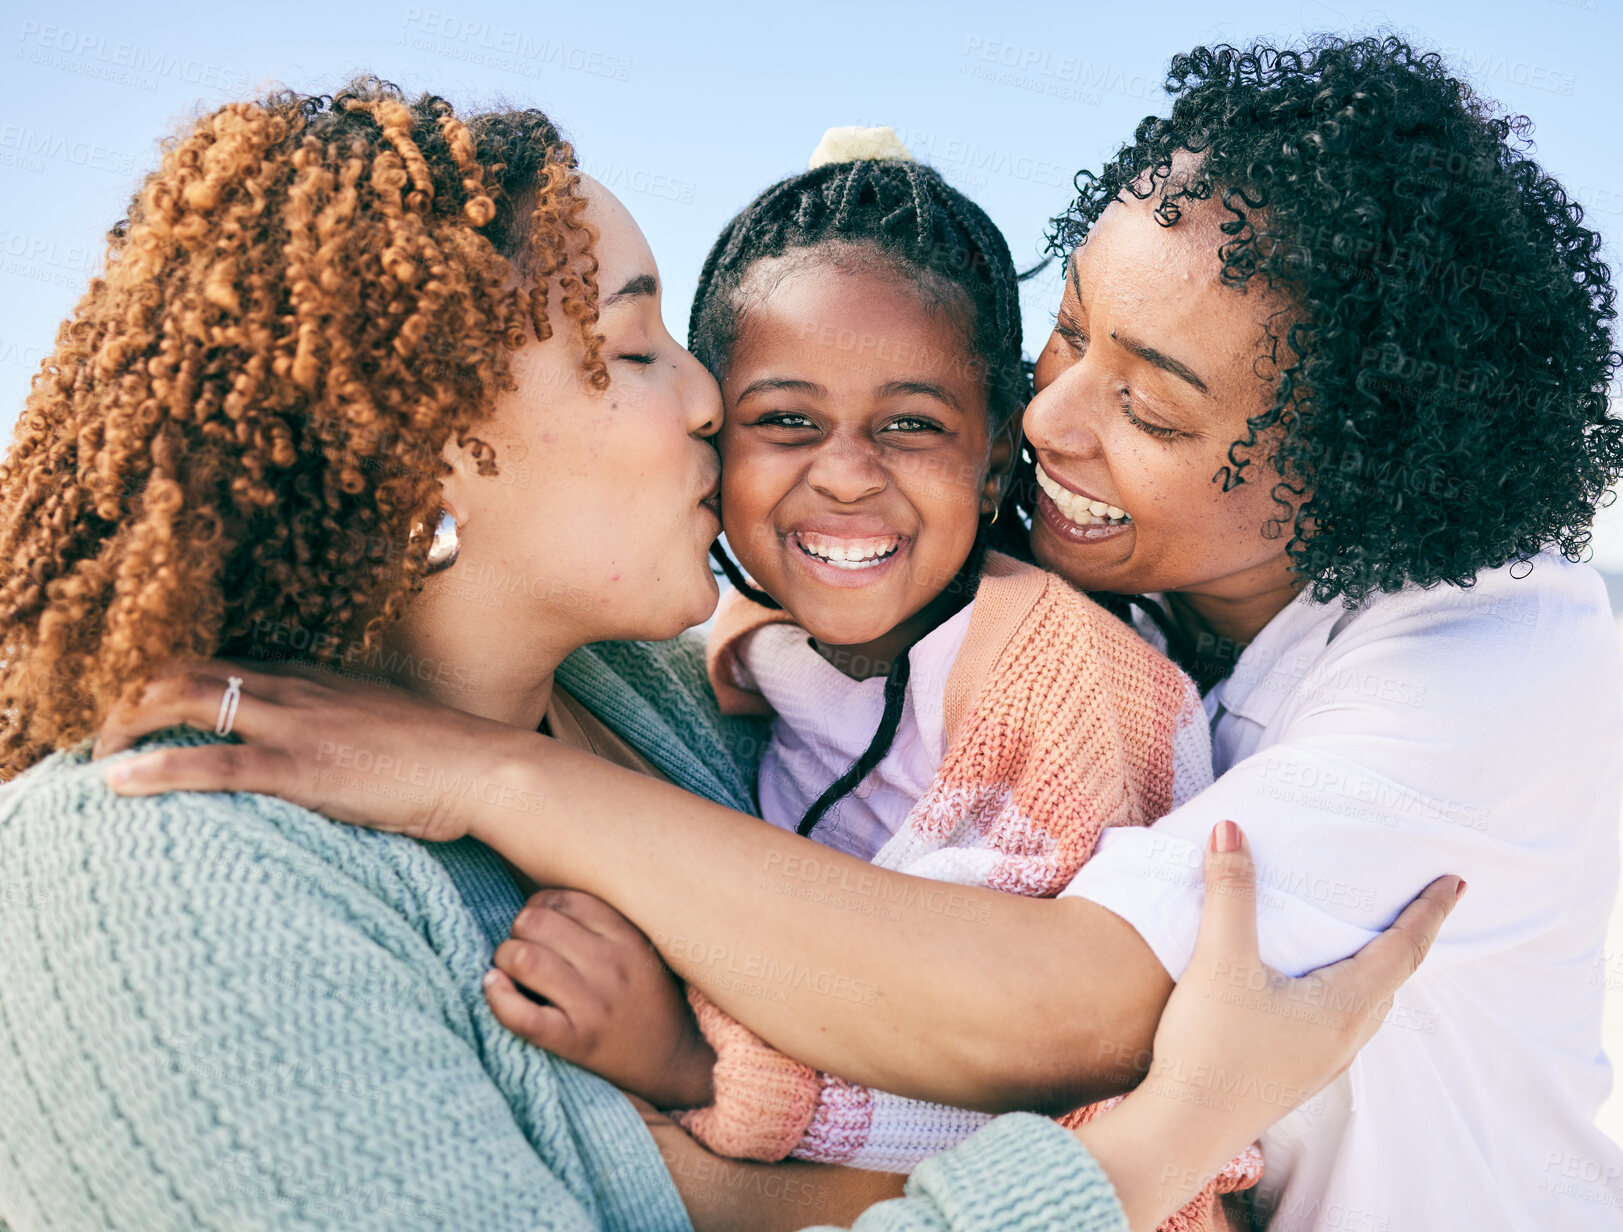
[0,637,769,1232]
[802,1115,1133,1232]
[684,556,1259,1230]
[0,634,1138,1231]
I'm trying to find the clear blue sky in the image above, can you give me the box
[4,0,1621,555]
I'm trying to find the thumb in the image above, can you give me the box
[1191,820,1259,966]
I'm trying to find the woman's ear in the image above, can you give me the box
[983,409,1025,514]
[437,433,480,529]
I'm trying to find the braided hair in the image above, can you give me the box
[689,156,1030,839]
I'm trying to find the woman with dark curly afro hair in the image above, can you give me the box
[90,35,1618,1232]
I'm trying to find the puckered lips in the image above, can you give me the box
[1034,461,1133,544]
[698,476,722,527]
[784,522,909,589]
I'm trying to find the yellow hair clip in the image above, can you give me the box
[807,125,915,170]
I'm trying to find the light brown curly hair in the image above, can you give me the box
[0,78,606,775]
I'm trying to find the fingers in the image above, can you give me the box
[95,665,227,758]
[523,888,645,944]
[1192,820,1259,964]
[219,655,368,696]
[1337,874,1464,1004]
[1296,872,1462,1062]
[493,935,596,1011]
[104,743,293,798]
[482,968,575,1052]
[512,894,666,995]
[510,897,616,961]
[94,660,276,759]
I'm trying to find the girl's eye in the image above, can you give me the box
[757,412,816,430]
[616,352,658,366]
[1119,390,1182,440]
[882,416,938,433]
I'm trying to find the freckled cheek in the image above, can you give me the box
[1228,489,1284,550]
[1112,455,1212,549]
[1100,442,1172,516]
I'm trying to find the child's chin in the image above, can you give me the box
[799,612,907,650]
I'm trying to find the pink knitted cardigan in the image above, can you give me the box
[678,552,1261,1232]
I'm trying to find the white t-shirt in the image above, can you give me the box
[742,603,977,860]
[1062,551,1623,1230]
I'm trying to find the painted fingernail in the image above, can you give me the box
[1213,820,1240,853]
[1455,880,1468,903]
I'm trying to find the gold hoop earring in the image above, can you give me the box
[987,506,1000,527]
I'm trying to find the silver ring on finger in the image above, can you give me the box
[215,675,244,738]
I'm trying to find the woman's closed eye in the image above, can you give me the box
[1119,390,1184,440]
[1053,315,1087,355]
[616,350,658,366]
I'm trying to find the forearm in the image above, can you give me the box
[1072,1094,1235,1232]
[654,1132,906,1232]
[474,732,1170,1110]
[678,988,993,1171]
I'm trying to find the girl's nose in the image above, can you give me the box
[806,439,886,503]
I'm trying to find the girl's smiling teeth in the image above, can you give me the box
[1035,464,1131,526]
[793,531,903,570]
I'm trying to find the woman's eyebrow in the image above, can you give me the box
[1111,329,1212,397]
[603,273,658,308]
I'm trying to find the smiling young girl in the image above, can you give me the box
[694,130,1212,874]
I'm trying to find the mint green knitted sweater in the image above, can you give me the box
[0,635,1129,1232]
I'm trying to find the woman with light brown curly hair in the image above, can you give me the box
[0,76,1455,1232]
[0,77,819,1231]
[0,79,655,769]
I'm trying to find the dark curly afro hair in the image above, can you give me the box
[1045,34,1622,605]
